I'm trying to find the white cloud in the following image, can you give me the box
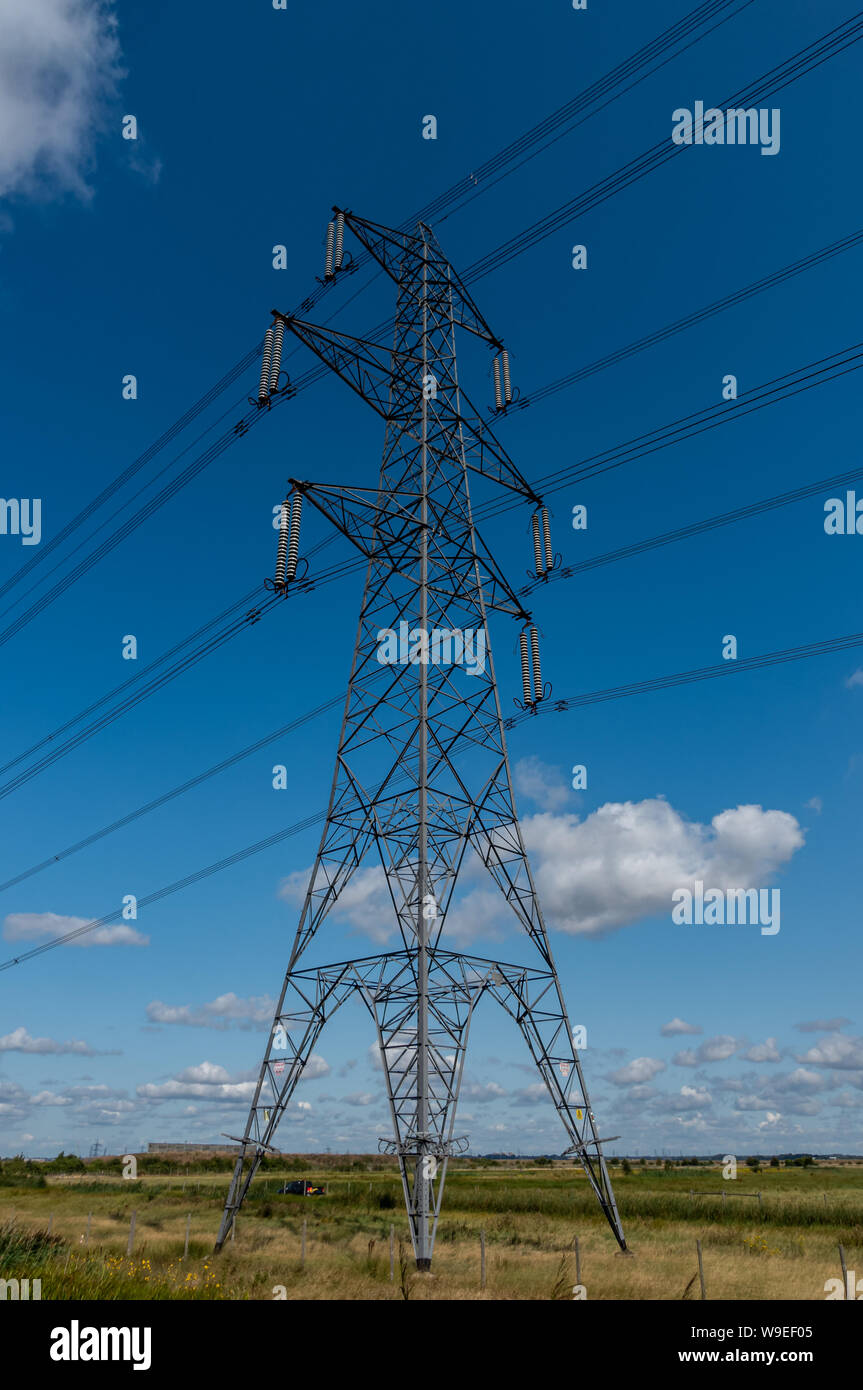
[137,1067,255,1103]
[146,993,276,1030]
[797,1036,863,1071]
[0,0,123,202]
[133,1056,335,1106]
[609,1057,666,1086]
[794,1018,850,1034]
[773,1068,823,1092]
[844,669,863,689]
[520,800,804,936]
[3,912,148,948]
[30,1090,72,1107]
[342,1092,374,1107]
[741,1038,781,1064]
[280,865,393,944]
[673,1035,738,1067]
[514,756,570,812]
[298,1055,330,1082]
[280,798,804,946]
[757,1111,782,1129]
[735,1094,771,1112]
[0,1025,99,1055]
[805,797,823,815]
[649,1085,712,1113]
[463,1081,508,1103]
[512,1082,549,1106]
[660,1018,702,1037]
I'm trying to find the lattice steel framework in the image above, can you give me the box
[214,212,626,1265]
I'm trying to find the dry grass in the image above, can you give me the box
[1,1162,860,1300]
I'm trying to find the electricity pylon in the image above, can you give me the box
[214,211,626,1265]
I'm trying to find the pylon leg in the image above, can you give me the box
[485,961,627,1250]
[214,962,360,1250]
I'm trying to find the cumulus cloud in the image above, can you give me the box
[512,1083,549,1107]
[137,1053,329,1103]
[137,1061,256,1104]
[520,800,804,936]
[0,1026,104,1056]
[146,993,276,1031]
[797,1035,863,1071]
[757,1112,783,1129]
[660,1018,702,1037]
[673,1035,738,1067]
[844,669,863,689]
[608,1057,666,1086]
[514,757,570,812]
[649,1085,712,1113]
[342,1093,374,1107]
[280,864,393,944]
[30,1090,73,1107]
[463,1081,508,1103]
[3,912,148,948]
[0,0,123,202]
[794,1018,850,1034]
[741,1038,781,1064]
[283,798,804,946]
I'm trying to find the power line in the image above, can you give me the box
[0,343,263,606]
[0,691,347,894]
[5,618,863,970]
[506,629,863,728]
[3,336,858,803]
[517,229,863,410]
[4,14,851,654]
[463,13,863,283]
[0,1,754,621]
[518,461,863,595]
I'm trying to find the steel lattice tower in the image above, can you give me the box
[214,212,626,1265]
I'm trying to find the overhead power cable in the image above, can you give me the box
[5,619,863,970]
[463,13,863,284]
[0,691,346,895]
[506,629,863,729]
[0,0,754,618]
[3,336,859,803]
[518,461,863,595]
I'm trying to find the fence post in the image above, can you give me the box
[839,1244,849,1301]
[231,1216,236,1243]
[696,1239,706,1300]
[85,1212,92,1245]
[574,1235,581,1287]
[389,1224,395,1281]
[757,1193,763,1216]
[126,1210,136,1257]
[480,1230,486,1289]
[183,1213,191,1260]
[722,1190,727,1212]
[301,1217,307,1268]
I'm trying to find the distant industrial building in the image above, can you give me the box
[147,1142,240,1154]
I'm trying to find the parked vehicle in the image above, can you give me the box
[277,1180,325,1196]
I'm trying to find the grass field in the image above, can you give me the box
[1,1161,861,1300]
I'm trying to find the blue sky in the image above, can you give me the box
[1,0,862,1160]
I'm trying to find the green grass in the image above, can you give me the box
[0,1161,860,1300]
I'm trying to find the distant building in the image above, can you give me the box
[147,1142,240,1154]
